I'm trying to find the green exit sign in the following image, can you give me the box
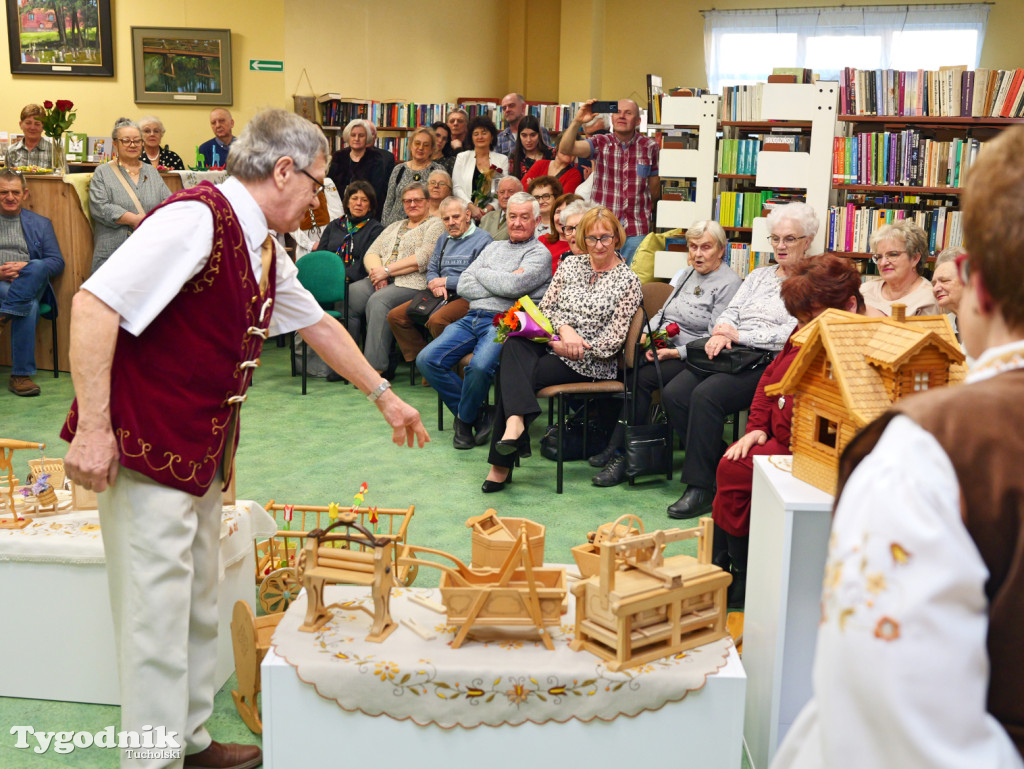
[249,60,283,72]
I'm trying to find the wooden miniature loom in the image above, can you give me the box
[570,518,731,671]
[296,515,398,642]
[571,514,645,579]
[400,532,567,650]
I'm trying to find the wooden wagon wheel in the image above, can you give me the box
[259,567,300,614]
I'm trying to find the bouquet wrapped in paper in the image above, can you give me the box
[493,296,560,344]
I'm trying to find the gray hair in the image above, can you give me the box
[428,169,453,188]
[111,117,141,142]
[508,191,540,219]
[342,118,377,144]
[137,115,165,134]
[497,176,523,193]
[439,195,468,213]
[934,245,966,267]
[447,108,469,122]
[227,108,329,182]
[559,199,595,225]
[0,168,27,189]
[766,202,819,241]
[686,219,728,251]
[401,181,429,201]
[870,220,929,274]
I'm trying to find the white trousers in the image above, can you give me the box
[99,468,222,769]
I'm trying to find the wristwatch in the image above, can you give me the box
[367,380,391,402]
[384,265,391,277]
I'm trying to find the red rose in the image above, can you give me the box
[57,99,73,111]
[43,100,54,109]
[492,313,501,327]
[665,322,680,337]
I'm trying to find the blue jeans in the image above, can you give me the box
[0,260,48,376]
[417,309,503,423]
[620,234,645,266]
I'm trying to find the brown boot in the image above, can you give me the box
[8,376,40,397]
[184,740,262,769]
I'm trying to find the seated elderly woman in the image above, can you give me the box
[426,169,454,218]
[346,181,444,376]
[430,121,457,174]
[482,206,643,492]
[657,202,814,518]
[543,192,584,273]
[138,116,185,170]
[89,117,171,274]
[861,220,943,317]
[327,119,396,221]
[932,245,966,330]
[452,116,509,222]
[590,220,742,486]
[712,254,864,608]
[7,104,53,169]
[380,127,444,227]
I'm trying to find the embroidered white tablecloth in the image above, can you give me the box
[0,499,275,570]
[272,584,733,728]
[172,169,229,188]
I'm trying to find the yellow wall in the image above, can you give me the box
[1,0,286,160]
[597,0,1023,100]
[282,0,509,104]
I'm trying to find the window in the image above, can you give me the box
[824,360,834,380]
[703,4,989,94]
[913,372,931,391]
[816,416,838,449]
[27,13,34,20]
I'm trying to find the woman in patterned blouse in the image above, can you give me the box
[482,206,642,492]
[138,116,185,171]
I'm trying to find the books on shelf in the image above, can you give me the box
[825,199,963,255]
[839,67,1024,118]
[714,190,773,229]
[720,84,764,122]
[647,74,664,125]
[832,131,980,188]
[723,243,773,279]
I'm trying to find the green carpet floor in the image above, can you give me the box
[1,344,749,768]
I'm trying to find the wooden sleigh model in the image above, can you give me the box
[400,531,566,650]
[570,518,731,671]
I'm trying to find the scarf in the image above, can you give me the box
[335,214,370,265]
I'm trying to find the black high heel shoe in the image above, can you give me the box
[481,465,514,493]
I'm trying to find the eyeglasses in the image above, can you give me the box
[298,168,325,196]
[402,197,426,205]
[534,193,554,202]
[768,235,807,247]
[562,225,577,234]
[584,234,615,247]
[871,250,907,265]
[118,138,142,147]
[427,181,450,188]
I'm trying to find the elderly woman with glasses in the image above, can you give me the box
[654,202,812,519]
[380,127,445,227]
[426,169,454,218]
[346,181,444,376]
[861,220,943,317]
[89,117,171,274]
[482,206,642,493]
[138,116,185,170]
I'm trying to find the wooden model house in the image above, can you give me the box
[765,305,965,494]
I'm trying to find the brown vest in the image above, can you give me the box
[837,369,1024,756]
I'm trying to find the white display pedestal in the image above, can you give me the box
[0,500,273,705]
[263,644,747,769]
[743,457,833,769]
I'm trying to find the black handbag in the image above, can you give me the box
[685,337,774,376]
[624,306,674,481]
[405,290,447,325]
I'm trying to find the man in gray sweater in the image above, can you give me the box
[418,192,551,449]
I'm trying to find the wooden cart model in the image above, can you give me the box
[570,518,731,671]
[296,514,399,642]
[400,532,567,650]
[254,500,415,613]
[465,509,545,570]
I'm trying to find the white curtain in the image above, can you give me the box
[703,4,989,94]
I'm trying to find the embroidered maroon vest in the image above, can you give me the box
[836,370,1024,756]
[61,182,276,496]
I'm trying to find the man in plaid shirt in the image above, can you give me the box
[558,99,660,264]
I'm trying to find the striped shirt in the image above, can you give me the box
[7,138,54,169]
[0,213,29,265]
[587,132,659,238]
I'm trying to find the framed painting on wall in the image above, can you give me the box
[6,0,114,77]
[131,27,233,106]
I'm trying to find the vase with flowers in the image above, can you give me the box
[39,99,77,175]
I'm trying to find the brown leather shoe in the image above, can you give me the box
[184,741,262,769]
[9,376,40,397]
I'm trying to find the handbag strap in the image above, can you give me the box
[650,267,695,335]
[107,160,145,217]
[631,303,669,425]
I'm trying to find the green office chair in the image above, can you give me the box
[293,250,346,394]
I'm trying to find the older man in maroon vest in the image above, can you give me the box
[62,109,429,769]
[772,128,1024,769]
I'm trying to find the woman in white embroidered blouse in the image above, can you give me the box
[661,202,809,520]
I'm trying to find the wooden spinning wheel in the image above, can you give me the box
[258,567,301,614]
